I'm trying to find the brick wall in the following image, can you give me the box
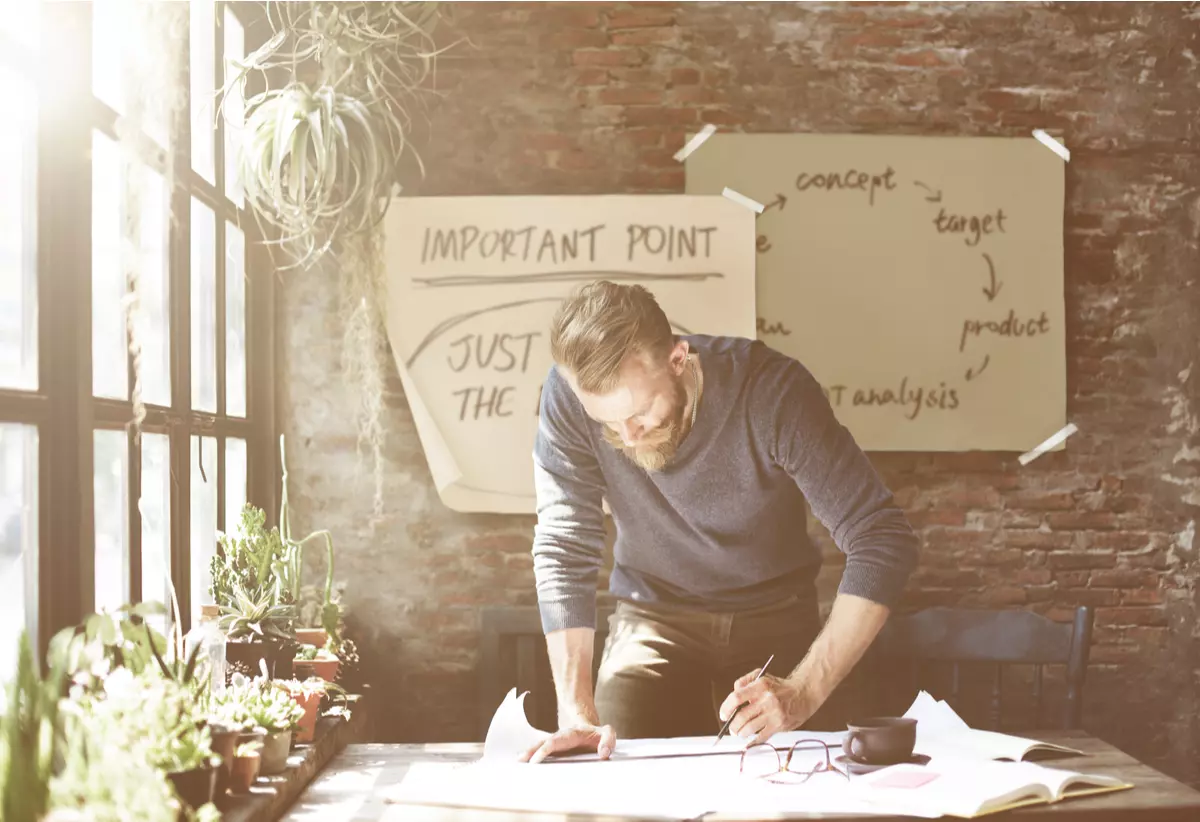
[276,2,1200,786]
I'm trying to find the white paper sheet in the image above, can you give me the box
[482,689,550,761]
[482,688,848,763]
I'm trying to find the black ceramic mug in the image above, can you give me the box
[843,717,918,764]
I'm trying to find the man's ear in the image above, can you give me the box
[668,340,690,376]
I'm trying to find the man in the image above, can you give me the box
[521,281,919,764]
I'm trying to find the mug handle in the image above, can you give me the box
[847,730,866,760]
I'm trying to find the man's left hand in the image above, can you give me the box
[718,670,820,746]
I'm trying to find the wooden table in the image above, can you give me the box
[279,731,1200,822]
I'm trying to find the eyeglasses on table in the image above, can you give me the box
[739,738,850,785]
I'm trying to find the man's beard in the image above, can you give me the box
[601,377,689,472]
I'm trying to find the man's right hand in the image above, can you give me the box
[519,722,617,764]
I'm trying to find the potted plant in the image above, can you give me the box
[228,740,262,794]
[0,630,69,822]
[211,673,303,775]
[278,435,343,651]
[217,584,296,679]
[276,676,331,745]
[294,643,340,683]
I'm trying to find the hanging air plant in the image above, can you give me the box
[222,2,456,518]
[239,82,391,268]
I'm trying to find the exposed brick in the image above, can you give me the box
[606,8,676,28]
[1054,570,1091,587]
[597,87,664,106]
[1013,569,1053,585]
[572,48,643,67]
[546,29,610,49]
[623,107,698,127]
[1048,551,1118,570]
[612,28,677,45]
[575,68,609,86]
[670,67,701,86]
[1096,607,1168,627]
[909,509,967,528]
[1122,588,1164,605]
[1090,569,1161,588]
[967,586,1028,606]
[1045,511,1121,531]
[895,50,946,67]
[1005,491,1077,510]
[1003,530,1075,550]
[1057,588,1120,607]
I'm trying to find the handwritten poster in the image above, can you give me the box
[684,133,1065,452]
[382,195,757,513]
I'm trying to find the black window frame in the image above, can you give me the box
[0,1,277,656]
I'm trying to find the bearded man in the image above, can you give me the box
[521,281,919,764]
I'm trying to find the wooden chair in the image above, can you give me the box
[477,605,615,739]
[857,605,1094,731]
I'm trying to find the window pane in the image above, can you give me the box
[191,199,216,413]
[190,435,217,628]
[222,6,245,207]
[92,0,125,116]
[0,424,38,683]
[226,223,246,416]
[138,169,171,407]
[94,429,130,615]
[225,437,247,532]
[92,130,171,404]
[0,64,37,391]
[0,2,39,52]
[93,0,167,147]
[91,131,126,400]
[140,433,171,637]
[190,0,216,183]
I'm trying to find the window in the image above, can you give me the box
[0,424,37,681]
[0,2,273,655]
[0,64,37,391]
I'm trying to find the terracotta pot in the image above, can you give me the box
[229,752,261,794]
[295,628,327,647]
[304,656,340,683]
[207,723,240,797]
[167,763,217,810]
[291,690,322,744]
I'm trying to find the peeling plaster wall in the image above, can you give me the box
[275,2,1200,786]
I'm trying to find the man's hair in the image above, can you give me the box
[549,281,675,394]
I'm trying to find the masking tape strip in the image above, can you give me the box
[1032,129,1070,162]
[722,187,765,213]
[1018,422,1078,466]
[674,123,717,162]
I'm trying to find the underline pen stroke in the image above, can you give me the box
[410,270,725,288]
[405,297,694,369]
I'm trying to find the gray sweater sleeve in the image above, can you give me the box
[531,368,608,633]
[758,354,920,607]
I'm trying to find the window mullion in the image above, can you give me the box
[37,2,96,648]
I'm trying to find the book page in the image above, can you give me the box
[864,760,1052,818]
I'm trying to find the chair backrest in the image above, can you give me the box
[861,605,1094,731]
[477,605,615,739]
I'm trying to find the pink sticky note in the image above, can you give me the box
[872,770,940,789]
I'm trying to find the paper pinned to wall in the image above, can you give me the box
[382,195,757,513]
[685,132,1066,452]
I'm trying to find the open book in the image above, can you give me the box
[863,759,1133,818]
[905,690,1084,762]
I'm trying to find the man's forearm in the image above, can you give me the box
[786,593,889,704]
[545,627,600,727]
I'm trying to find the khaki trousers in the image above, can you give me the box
[593,595,824,739]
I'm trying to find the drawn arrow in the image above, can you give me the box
[761,194,787,213]
[981,253,1002,301]
[965,354,991,382]
[913,181,943,203]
